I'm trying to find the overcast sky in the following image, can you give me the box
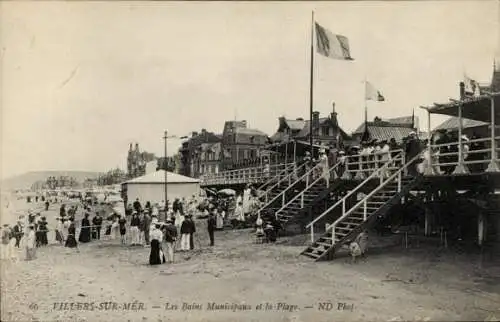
[1,1,499,179]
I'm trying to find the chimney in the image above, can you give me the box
[192,131,198,137]
[135,143,139,151]
[241,120,247,128]
[312,111,320,135]
[330,102,338,126]
[459,81,465,100]
[201,129,207,134]
[129,143,132,151]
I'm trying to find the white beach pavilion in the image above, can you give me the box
[122,170,200,204]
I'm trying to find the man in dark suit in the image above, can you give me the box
[12,220,23,248]
[207,210,216,246]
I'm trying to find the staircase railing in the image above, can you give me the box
[326,152,423,246]
[258,162,323,217]
[275,160,343,218]
[255,163,308,217]
[259,162,308,204]
[306,150,405,242]
[256,163,296,193]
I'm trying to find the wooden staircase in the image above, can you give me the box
[256,163,309,217]
[276,181,331,226]
[256,163,295,192]
[274,161,344,230]
[302,152,423,261]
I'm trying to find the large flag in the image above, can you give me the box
[464,74,480,96]
[315,22,353,60]
[365,81,385,101]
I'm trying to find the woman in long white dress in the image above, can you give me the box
[235,202,245,222]
[319,149,329,185]
[62,218,70,242]
[8,230,18,262]
[242,187,251,215]
[215,208,224,230]
[379,141,391,178]
[175,210,185,230]
[24,225,36,261]
[55,218,64,244]
[110,216,119,240]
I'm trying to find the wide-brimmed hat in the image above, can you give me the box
[339,151,346,154]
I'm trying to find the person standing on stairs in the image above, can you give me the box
[328,146,338,180]
[303,151,312,183]
[379,140,391,178]
[360,142,370,177]
[319,149,330,186]
[405,131,421,177]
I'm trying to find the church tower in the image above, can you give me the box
[490,59,500,92]
[127,143,133,177]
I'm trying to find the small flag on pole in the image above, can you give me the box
[315,22,353,60]
[365,81,385,101]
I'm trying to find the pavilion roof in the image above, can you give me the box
[421,93,500,124]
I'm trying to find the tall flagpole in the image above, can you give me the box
[411,108,415,129]
[309,11,315,157]
[363,78,368,142]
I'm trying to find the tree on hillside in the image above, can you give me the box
[96,168,127,186]
[157,157,176,172]
[43,175,79,189]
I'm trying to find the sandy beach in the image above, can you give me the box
[1,203,500,322]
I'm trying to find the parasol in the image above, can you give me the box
[218,189,236,196]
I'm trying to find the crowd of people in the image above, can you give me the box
[3,129,491,266]
[0,192,269,266]
[288,132,422,185]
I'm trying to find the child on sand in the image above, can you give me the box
[349,230,368,264]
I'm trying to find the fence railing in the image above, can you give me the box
[200,162,295,185]
[340,149,405,180]
[425,136,500,175]
[306,151,406,243]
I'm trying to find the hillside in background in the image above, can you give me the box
[1,171,101,190]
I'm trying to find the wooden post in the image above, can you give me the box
[486,95,499,172]
[424,207,431,236]
[453,103,469,174]
[424,109,435,175]
[293,140,297,163]
[478,213,485,246]
[285,141,288,166]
